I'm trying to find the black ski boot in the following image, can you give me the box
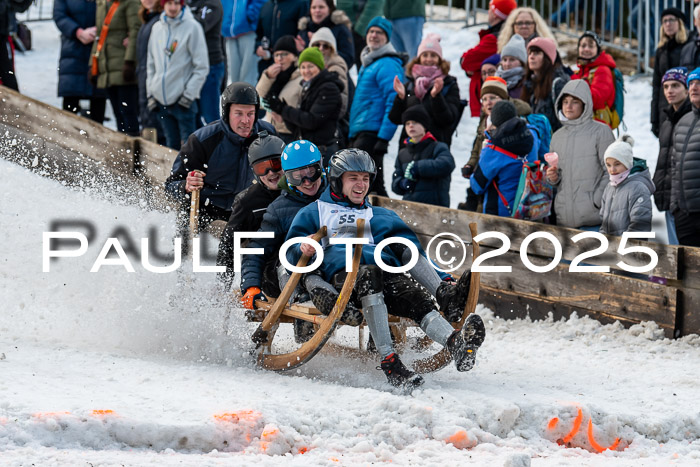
[447,314,486,372]
[436,272,472,322]
[379,353,424,392]
[309,287,363,326]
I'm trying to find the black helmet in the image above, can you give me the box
[221,82,260,125]
[328,148,376,195]
[248,131,285,166]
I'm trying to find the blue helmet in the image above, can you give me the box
[281,140,322,171]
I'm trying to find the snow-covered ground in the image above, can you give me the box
[2,13,698,467]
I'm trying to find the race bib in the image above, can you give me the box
[317,200,374,248]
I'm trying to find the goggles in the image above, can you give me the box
[286,163,323,186]
[252,157,282,177]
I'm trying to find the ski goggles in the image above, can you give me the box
[285,163,323,186]
[252,157,282,177]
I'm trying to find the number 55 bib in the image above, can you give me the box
[317,200,375,248]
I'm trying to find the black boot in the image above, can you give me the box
[436,272,471,322]
[447,314,486,372]
[293,319,315,343]
[379,353,424,391]
[309,287,363,326]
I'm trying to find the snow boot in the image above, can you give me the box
[293,319,315,344]
[309,287,363,326]
[379,353,424,392]
[446,314,486,372]
[436,272,472,322]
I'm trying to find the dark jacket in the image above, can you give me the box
[255,0,308,72]
[240,177,326,292]
[281,68,343,148]
[0,0,32,36]
[216,181,281,274]
[680,31,700,70]
[188,0,224,65]
[165,119,275,211]
[671,104,700,215]
[297,10,355,69]
[388,74,462,148]
[523,65,569,133]
[136,10,160,127]
[53,0,104,98]
[654,98,692,212]
[391,133,455,207]
[652,37,686,136]
[384,0,425,20]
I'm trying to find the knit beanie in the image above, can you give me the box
[480,76,509,100]
[482,53,501,68]
[309,27,337,52]
[298,47,325,70]
[661,7,686,23]
[528,37,557,65]
[273,35,297,55]
[687,67,700,86]
[402,105,432,129]
[663,67,689,87]
[161,0,184,6]
[604,134,635,169]
[489,0,517,20]
[490,100,517,127]
[417,33,443,60]
[366,16,392,40]
[501,34,527,65]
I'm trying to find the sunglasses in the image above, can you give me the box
[252,157,282,176]
[286,163,323,186]
[316,42,333,50]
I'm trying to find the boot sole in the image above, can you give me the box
[456,314,486,372]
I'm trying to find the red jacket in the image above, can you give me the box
[461,28,499,117]
[571,51,617,124]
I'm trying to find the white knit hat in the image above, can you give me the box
[309,27,337,53]
[501,34,527,65]
[604,134,635,169]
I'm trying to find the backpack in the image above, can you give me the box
[511,160,554,221]
[587,66,625,129]
[525,114,552,160]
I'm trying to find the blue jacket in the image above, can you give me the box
[285,188,450,281]
[392,134,454,207]
[221,0,265,38]
[255,0,308,47]
[165,119,275,211]
[240,178,327,292]
[470,126,539,217]
[53,0,105,97]
[349,47,406,141]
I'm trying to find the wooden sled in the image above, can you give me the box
[246,221,481,374]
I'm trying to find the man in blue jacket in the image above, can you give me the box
[221,0,265,86]
[165,82,275,239]
[349,16,407,196]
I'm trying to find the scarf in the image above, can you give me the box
[557,110,569,123]
[496,66,524,89]
[360,42,397,68]
[609,168,631,186]
[266,64,296,100]
[411,65,445,100]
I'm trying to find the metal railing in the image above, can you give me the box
[15,0,54,22]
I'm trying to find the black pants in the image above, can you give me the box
[674,211,700,247]
[1,36,18,91]
[63,96,107,124]
[350,131,388,196]
[351,30,365,70]
[107,85,140,136]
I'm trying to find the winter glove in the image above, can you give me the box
[372,138,389,156]
[404,161,417,181]
[178,95,193,109]
[242,286,267,310]
[122,60,136,83]
[398,178,415,192]
[88,70,98,87]
[147,97,158,112]
[651,124,659,138]
[461,164,473,178]
[266,95,286,114]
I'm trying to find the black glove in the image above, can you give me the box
[398,178,415,192]
[267,95,286,114]
[88,70,98,87]
[122,60,136,83]
[147,97,158,112]
[461,164,473,178]
[651,125,659,138]
[372,138,388,156]
[178,95,193,109]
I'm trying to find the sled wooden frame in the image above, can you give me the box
[248,222,481,374]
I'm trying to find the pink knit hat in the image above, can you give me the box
[527,37,558,65]
[417,33,443,60]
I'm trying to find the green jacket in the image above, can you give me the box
[336,0,385,36]
[384,0,424,20]
[91,0,141,88]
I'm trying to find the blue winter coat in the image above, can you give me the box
[392,134,455,207]
[240,178,327,292]
[470,127,539,217]
[349,47,405,141]
[285,187,450,281]
[165,119,275,211]
[221,0,265,38]
[53,0,105,97]
[255,0,308,47]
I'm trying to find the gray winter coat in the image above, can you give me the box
[550,79,615,228]
[146,8,209,106]
[671,104,700,215]
[599,160,655,237]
